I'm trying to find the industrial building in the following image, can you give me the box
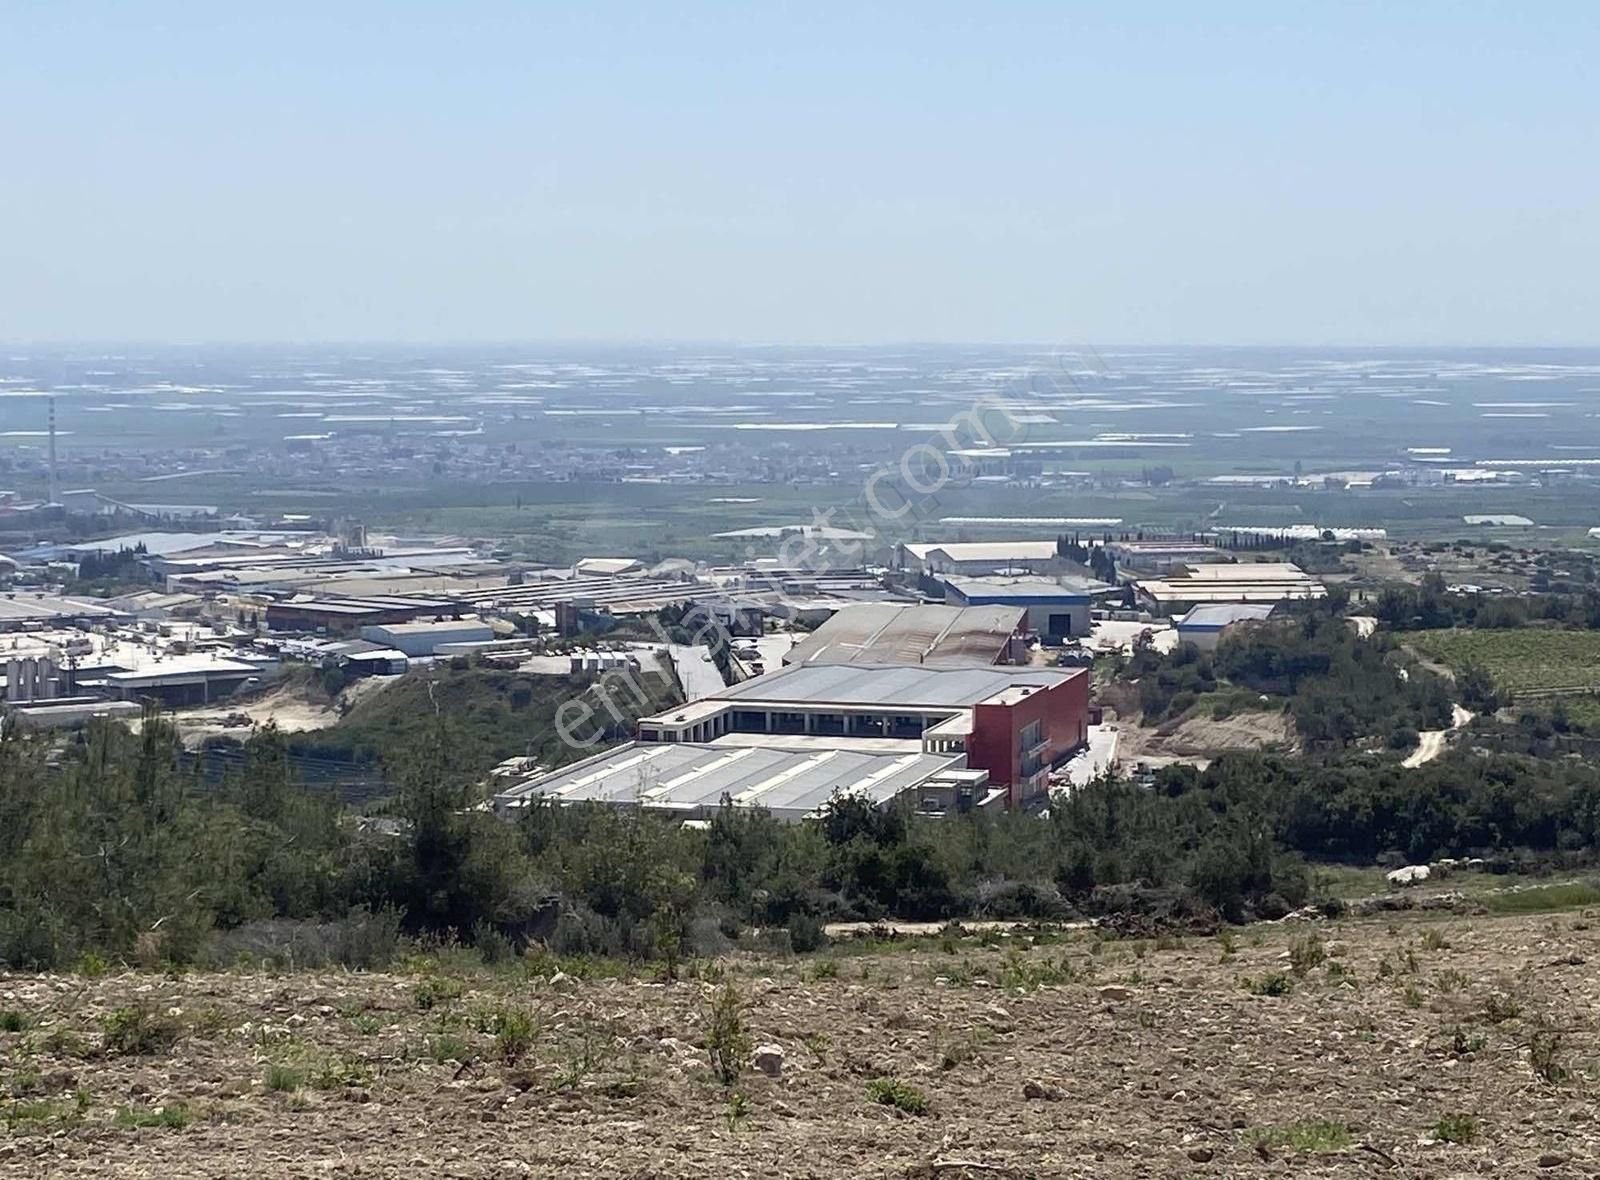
[265,595,466,635]
[1135,562,1325,611]
[309,639,410,677]
[940,574,1117,639]
[781,603,1026,667]
[452,573,701,618]
[493,743,971,822]
[0,592,122,631]
[359,618,495,658]
[1174,603,1279,650]
[574,557,643,576]
[1106,540,1232,572]
[637,661,1090,807]
[894,540,1065,577]
[101,654,271,706]
[5,698,143,729]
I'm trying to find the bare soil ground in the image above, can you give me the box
[1114,708,1295,768]
[171,677,394,746]
[5,908,1600,1178]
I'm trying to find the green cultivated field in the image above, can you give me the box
[1409,628,1600,694]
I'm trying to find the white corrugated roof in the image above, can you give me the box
[1177,603,1278,629]
[902,541,1059,561]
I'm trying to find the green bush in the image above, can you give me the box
[264,1062,304,1092]
[492,1006,537,1064]
[1243,972,1294,997]
[100,1006,182,1057]
[412,977,464,1011]
[866,1077,930,1115]
[705,982,751,1087]
[786,913,827,953]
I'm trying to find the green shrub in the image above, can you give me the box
[310,1056,372,1090]
[808,958,840,981]
[1243,972,1294,997]
[803,1031,832,1064]
[552,1017,613,1089]
[867,1077,929,1115]
[492,1007,537,1064]
[786,913,827,953]
[724,1091,751,1132]
[474,923,515,966]
[412,976,464,1011]
[264,1062,304,1092]
[100,1006,182,1056]
[705,982,751,1087]
[1434,1112,1479,1144]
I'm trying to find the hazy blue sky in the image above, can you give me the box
[4,2,1597,345]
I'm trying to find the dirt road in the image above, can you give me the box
[1402,704,1474,769]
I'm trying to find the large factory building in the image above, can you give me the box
[497,661,1092,820]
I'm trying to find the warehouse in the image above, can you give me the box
[453,573,700,617]
[359,617,495,658]
[894,540,1065,576]
[941,574,1116,639]
[265,595,464,635]
[493,742,967,822]
[1106,540,1232,572]
[1135,562,1325,611]
[1174,603,1278,650]
[102,654,268,707]
[782,603,1026,667]
[0,592,122,631]
[637,661,1089,806]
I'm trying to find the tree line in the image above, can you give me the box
[1376,573,1600,632]
[8,699,1600,973]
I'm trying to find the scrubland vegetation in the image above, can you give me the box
[9,684,1600,977]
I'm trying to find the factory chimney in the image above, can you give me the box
[47,396,59,505]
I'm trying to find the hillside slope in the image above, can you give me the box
[285,663,682,777]
[3,908,1596,1177]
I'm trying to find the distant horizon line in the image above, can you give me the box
[5,338,1600,353]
